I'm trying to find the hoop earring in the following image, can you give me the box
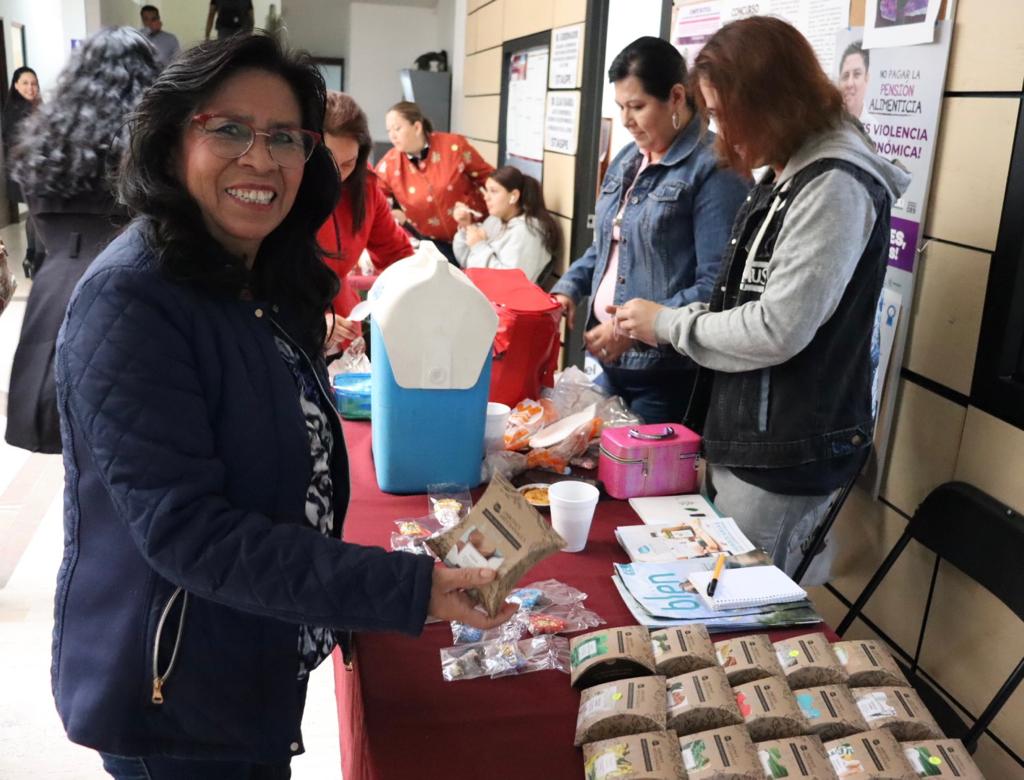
[671,113,680,130]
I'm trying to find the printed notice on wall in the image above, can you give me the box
[549,24,583,89]
[506,45,549,172]
[544,90,580,155]
[672,0,848,74]
[863,0,941,49]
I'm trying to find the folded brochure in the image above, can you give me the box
[615,516,755,562]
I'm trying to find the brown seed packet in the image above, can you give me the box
[833,640,911,688]
[574,675,668,747]
[900,739,986,779]
[773,632,848,689]
[665,666,744,736]
[570,626,657,689]
[425,472,565,617]
[582,730,685,780]
[733,676,810,742]
[715,634,785,686]
[755,735,834,778]
[651,624,717,678]
[824,729,919,779]
[795,685,869,741]
[679,724,762,780]
[853,688,944,741]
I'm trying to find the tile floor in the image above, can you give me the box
[0,219,343,779]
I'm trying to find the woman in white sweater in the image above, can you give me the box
[452,165,561,283]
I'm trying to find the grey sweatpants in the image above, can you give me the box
[707,464,838,586]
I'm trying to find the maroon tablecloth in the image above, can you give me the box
[332,420,835,780]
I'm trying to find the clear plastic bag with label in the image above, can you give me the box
[426,483,472,528]
[388,515,444,556]
[440,635,570,681]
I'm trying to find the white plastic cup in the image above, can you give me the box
[483,402,511,453]
[548,481,600,553]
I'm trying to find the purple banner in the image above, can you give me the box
[888,215,919,273]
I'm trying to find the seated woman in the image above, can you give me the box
[53,33,513,779]
[613,17,909,584]
[316,91,413,351]
[452,165,560,283]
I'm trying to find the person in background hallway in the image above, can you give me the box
[52,33,513,779]
[839,40,869,122]
[613,17,910,585]
[5,29,159,454]
[317,91,412,354]
[206,0,254,40]
[3,66,44,277]
[375,100,494,265]
[140,4,180,69]
[550,36,749,424]
[452,165,560,284]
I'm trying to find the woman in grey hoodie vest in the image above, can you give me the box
[612,16,911,585]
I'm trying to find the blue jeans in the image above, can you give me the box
[597,363,696,425]
[100,752,291,780]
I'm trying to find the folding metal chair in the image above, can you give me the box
[836,481,1024,752]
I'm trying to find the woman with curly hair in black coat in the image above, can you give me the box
[5,28,159,452]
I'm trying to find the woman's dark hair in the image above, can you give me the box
[119,32,340,355]
[608,36,694,108]
[692,16,844,176]
[11,29,158,199]
[324,91,371,233]
[7,66,38,106]
[489,165,561,259]
[840,40,869,74]
[387,101,433,136]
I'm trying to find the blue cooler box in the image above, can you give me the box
[365,243,499,494]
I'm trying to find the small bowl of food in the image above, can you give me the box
[518,483,551,508]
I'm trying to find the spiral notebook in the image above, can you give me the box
[687,565,807,611]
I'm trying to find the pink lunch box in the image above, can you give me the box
[598,424,701,499]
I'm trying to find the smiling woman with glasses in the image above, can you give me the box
[51,32,514,779]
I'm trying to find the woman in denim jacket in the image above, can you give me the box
[551,36,749,423]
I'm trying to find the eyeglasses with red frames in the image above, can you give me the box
[191,114,322,169]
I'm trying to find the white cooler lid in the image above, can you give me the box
[365,242,498,390]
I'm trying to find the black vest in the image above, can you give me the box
[685,159,891,468]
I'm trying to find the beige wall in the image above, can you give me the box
[459,0,586,276]
[807,2,1024,777]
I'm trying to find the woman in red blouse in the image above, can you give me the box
[376,101,494,264]
[318,91,413,351]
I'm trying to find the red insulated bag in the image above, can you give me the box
[465,268,562,407]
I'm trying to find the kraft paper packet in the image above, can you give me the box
[833,640,911,688]
[732,676,809,742]
[651,624,717,678]
[714,634,785,685]
[755,735,834,779]
[795,684,869,741]
[824,729,918,780]
[773,632,848,689]
[853,687,944,741]
[665,666,743,736]
[425,472,565,617]
[582,730,685,780]
[574,675,668,747]
[570,626,657,689]
[900,739,985,779]
[679,725,762,780]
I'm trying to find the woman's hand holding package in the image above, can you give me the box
[609,299,665,347]
[428,566,517,629]
[584,319,633,363]
[324,313,362,351]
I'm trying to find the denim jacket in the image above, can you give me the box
[551,115,749,370]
